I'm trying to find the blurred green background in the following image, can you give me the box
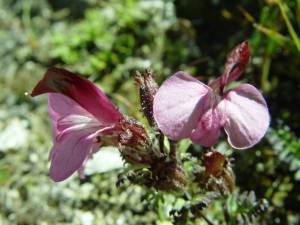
[0,0,299,224]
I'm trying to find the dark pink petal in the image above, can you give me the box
[153,71,210,140]
[48,93,94,121]
[208,42,250,94]
[31,67,121,125]
[222,84,269,149]
[190,92,225,146]
[222,42,250,84]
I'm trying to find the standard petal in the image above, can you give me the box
[221,42,251,85]
[153,71,210,140]
[48,93,94,121]
[208,42,250,95]
[31,67,121,125]
[223,84,269,149]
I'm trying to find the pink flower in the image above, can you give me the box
[153,42,270,149]
[30,68,123,182]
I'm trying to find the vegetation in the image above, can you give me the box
[0,0,299,224]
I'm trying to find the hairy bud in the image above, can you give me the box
[150,161,187,193]
[118,115,154,165]
[134,69,158,128]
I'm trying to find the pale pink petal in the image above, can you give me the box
[56,116,102,142]
[190,113,221,146]
[153,71,210,140]
[46,93,113,181]
[47,93,100,160]
[77,164,86,179]
[190,91,225,146]
[49,112,111,181]
[31,67,121,125]
[77,144,100,179]
[208,76,222,93]
[49,130,101,182]
[223,84,269,149]
[49,121,102,181]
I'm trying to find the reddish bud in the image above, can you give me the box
[203,151,226,178]
[118,115,154,165]
[203,151,235,196]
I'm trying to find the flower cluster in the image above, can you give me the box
[153,42,269,149]
[30,42,269,197]
[30,68,153,182]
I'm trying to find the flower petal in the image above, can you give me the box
[221,42,251,85]
[77,142,100,179]
[223,84,269,149]
[47,93,101,160]
[47,93,95,137]
[56,115,102,142]
[49,130,101,182]
[47,93,113,181]
[31,67,121,125]
[190,91,225,146]
[153,71,210,140]
[190,114,221,146]
[208,42,250,94]
[48,93,94,120]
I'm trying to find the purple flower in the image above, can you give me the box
[31,68,123,181]
[153,42,270,149]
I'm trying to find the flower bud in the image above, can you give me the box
[118,115,152,150]
[152,161,187,193]
[134,69,158,128]
[118,115,154,166]
[203,151,235,196]
[203,151,226,178]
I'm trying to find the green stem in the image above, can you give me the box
[261,54,271,93]
[157,197,165,221]
[296,0,300,27]
[278,0,300,52]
